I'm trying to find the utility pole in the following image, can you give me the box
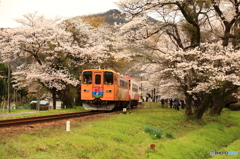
[153,88,156,102]
[7,62,10,113]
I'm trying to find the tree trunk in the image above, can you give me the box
[59,86,74,108]
[193,93,212,119]
[222,25,231,46]
[51,88,57,109]
[209,96,225,116]
[216,106,224,116]
[212,1,239,47]
[185,93,193,117]
[209,84,239,116]
[75,85,82,106]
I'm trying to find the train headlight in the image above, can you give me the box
[84,89,90,92]
[106,90,112,93]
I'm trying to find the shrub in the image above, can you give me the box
[144,125,164,139]
[143,125,174,139]
[30,103,36,109]
[165,131,174,138]
[229,103,240,111]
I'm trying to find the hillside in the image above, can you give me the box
[83,9,158,26]
[96,9,127,25]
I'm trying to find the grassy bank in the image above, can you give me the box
[0,104,239,159]
[0,106,86,119]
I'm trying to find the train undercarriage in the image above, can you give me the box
[82,98,138,111]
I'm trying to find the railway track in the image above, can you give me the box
[0,111,104,127]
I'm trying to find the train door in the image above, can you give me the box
[92,72,104,98]
[103,71,114,100]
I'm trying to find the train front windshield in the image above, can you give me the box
[83,71,92,84]
[104,71,113,85]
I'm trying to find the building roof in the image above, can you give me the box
[30,101,49,105]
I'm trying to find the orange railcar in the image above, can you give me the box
[80,69,139,111]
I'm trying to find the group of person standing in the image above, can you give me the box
[159,98,185,110]
[168,98,185,110]
[140,93,186,110]
[140,93,152,102]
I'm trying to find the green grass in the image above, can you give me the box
[0,106,86,119]
[143,125,174,140]
[0,108,31,114]
[0,105,239,159]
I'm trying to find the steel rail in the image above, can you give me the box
[0,111,103,127]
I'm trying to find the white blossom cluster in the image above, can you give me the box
[116,0,183,5]
[115,0,183,18]
[12,63,79,91]
[114,0,240,99]
[0,13,113,91]
[140,42,240,97]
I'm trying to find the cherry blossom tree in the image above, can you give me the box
[116,0,213,49]
[115,0,240,119]
[131,41,240,118]
[211,0,240,46]
[0,12,112,108]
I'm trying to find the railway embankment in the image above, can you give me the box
[0,104,239,159]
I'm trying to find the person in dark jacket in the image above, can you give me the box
[169,99,173,108]
[161,99,165,108]
[173,98,179,110]
[180,99,185,109]
[140,94,144,102]
[146,93,151,102]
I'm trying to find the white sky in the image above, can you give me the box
[0,0,119,28]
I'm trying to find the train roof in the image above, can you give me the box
[123,76,131,79]
[82,69,116,73]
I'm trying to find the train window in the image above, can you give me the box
[83,71,92,84]
[119,79,128,89]
[132,83,138,92]
[95,75,101,84]
[104,72,113,85]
